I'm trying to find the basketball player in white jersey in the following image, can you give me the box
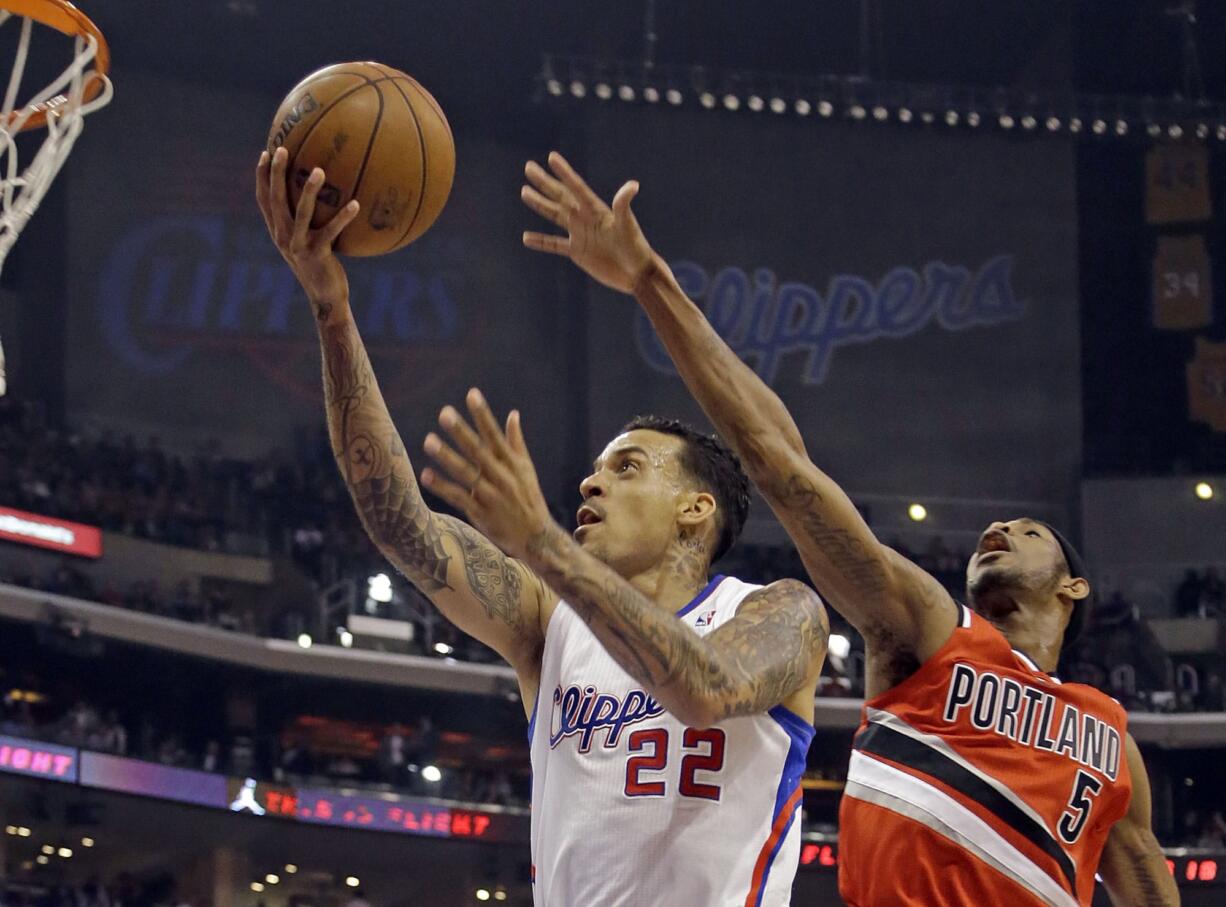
[256,147,829,906]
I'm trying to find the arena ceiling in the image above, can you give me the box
[93,1,1226,141]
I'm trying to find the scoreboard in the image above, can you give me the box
[799,838,1224,890]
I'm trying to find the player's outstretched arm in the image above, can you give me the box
[255,149,549,674]
[1099,735,1181,906]
[521,153,954,656]
[421,390,829,726]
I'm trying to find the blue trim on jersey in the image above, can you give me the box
[527,695,539,744]
[754,706,816,907]
[675,574,727,618]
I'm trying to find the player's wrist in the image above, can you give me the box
[307,292,352,327]
[524,521,574,575]
[631,253,679,306]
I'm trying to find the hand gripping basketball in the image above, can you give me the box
[255,147,360,319]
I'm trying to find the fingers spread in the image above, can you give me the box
[269,147,288,202]
[522,231,571,256]
[423,431,482,489]
[291,167,325,249]
[255,151,274,228]
[525,159,567,202]
[264,147,296,241]
[521,185,564,226]
[611,180,640,216]
[438,404,485,462]
[506,409,527,455]
[320,199,360,247]
[547,151,606,215]
[466,388,512,459]
[420,467,476,514]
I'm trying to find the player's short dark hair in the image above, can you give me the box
[1039,521,1095,653]
[621,415,750,562]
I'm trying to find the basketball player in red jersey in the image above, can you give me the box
[521,152,1179,907]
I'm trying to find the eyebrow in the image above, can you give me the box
[592,445,650,473]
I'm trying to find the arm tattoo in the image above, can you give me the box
[526,526,826,721]
[352,472,451,592]
[635,261,890,602]
[318,317,451,592]
[438,516,526,632]
[771,473,889,596]
[704,580,829,720]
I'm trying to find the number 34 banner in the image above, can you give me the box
[1153,235,1213,331]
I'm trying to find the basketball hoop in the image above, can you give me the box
[0,0,111,394]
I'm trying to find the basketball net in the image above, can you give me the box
[0,3,112,394]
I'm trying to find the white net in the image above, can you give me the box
[0,6,111,393]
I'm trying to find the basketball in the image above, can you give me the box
[266,62,455,257]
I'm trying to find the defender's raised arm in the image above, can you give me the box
[522,152,954,662]
[257,148,549,680]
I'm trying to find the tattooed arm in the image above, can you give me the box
[420,393,829,726]
[255,149,550,676]
[520,153,954,659]
[528,526,828,725]
[1099,736,1181,907]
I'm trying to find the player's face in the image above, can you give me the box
[965,518,1065,631]
[575,430,696,573]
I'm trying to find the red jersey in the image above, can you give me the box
[838,604,1132,907]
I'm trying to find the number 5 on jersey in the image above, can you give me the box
[1058,770,1103,844]
[625,728,727,800]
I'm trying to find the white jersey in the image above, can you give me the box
[528,574,814,907]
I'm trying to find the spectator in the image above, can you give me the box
[276,734,311,779]
[229,735,256,776]
[202,740,222,773]
[1201,672,1226,712]
[406,715,438,769]
[93,711,128,755]
[486,770,515,806]
[1176,569,1204,618]
[156,736,188,767]
[1200,567,1225,618]
[1195,811,1226,849]
[378,723,409,785]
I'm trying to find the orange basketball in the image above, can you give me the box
[266,62,455,257]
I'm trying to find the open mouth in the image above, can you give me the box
[976,529,1012,556]
[575,505,604,529]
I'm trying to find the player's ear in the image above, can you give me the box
[676,491,717,529]
[1061,576,1090,603]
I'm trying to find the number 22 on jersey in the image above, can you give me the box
[625,727,727,800]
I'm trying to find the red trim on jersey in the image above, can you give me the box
[742,786,803,907]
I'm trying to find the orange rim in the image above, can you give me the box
[1,0,110,132]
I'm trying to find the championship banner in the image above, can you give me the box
[1187,337,1226,432]
[1146,144,1212,225]
[1152,235,1213,331]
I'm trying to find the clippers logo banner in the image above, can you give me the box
[0,506,102,558]
[63,71,575,504]
[584,106,1082,513]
